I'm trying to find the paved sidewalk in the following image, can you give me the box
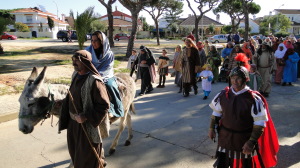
[0,93,20,123]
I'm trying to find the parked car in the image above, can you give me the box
[251,35,266,40]
[57,30,77,42]
[114,33,130,41]
[1,32,17,40]
[208,34,227,43]
[56,30,90,42]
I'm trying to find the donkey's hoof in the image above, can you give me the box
[109,148,116,155]
[125,140,131,146]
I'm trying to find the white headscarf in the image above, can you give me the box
[274,43,287,59]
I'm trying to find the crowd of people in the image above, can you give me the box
[125,32,300,167]
[128,33,300,99]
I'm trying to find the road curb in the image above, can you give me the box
[0,113,18,123]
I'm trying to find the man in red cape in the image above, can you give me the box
[208,53,279,168]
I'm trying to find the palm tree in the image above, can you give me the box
[70,7,97,49]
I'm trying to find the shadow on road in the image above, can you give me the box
[277,142,300,168]
[38,159,71,168]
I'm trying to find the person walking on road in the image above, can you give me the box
[134,45,156,96]
[282,48,300,86]
[157,49,170,88]
[67,30,73,43]
[127,49,138,77]
[274,43,287,84]
[208,60,279,168]
[173,45,183,88]
[253,42,276,97]
[181,38,201,97]
[207,45,221,83]
[199,64,213,100]
[59,50,110,168]
[197,41,207,68]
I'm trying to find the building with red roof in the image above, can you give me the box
[99,7,142,34]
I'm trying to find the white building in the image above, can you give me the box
[274,9,300,35]
[9,7,69,38]
[238,19,260,34]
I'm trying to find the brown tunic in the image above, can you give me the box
[181,47,201,84]
[218,90,255,158]
[67,73,110,168]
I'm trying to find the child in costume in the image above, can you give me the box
[127,49,138,77]
[247,64,263,91]
[157,49,170,88]
[199,64,214,100]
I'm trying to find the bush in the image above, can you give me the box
[15,22,30,32]
[274,31,289,38]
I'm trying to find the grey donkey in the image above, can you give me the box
[18,66,136,166]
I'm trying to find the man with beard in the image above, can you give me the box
[253,42,276,97]
[59,50,110,168]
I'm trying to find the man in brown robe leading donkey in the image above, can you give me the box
[59,50,110,168]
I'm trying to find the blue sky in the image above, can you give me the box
[1,0,299,25]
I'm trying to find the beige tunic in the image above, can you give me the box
[253,51,275,93]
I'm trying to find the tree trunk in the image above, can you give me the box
[231,18,236,33]
[126,13,139,57]
[244,14,249,41]
[195,19,199,42]
[155,20,160,45]
[107,7,115,47]
[195,17,201,43]
[242,1,249,41]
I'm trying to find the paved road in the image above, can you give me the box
[0,76,300,168]
[0,38,184,45]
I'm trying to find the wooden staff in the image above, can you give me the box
[67,90,104,168]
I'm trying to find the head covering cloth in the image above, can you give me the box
[73,50,100,77]
[274,43,287,59]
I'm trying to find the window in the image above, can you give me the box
[26,16,32,23]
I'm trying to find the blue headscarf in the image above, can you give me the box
[85,31,114,81]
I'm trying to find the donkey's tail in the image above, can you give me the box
[129,103,136,115]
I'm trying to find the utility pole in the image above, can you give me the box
[276,4,284,32]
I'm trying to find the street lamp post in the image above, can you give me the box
[201,17,203,41]
[53,1,59,32]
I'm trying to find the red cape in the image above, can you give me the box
[256,91,279,167]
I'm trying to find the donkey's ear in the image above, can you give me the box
[34,66,47,85]
[28,67,38,81]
